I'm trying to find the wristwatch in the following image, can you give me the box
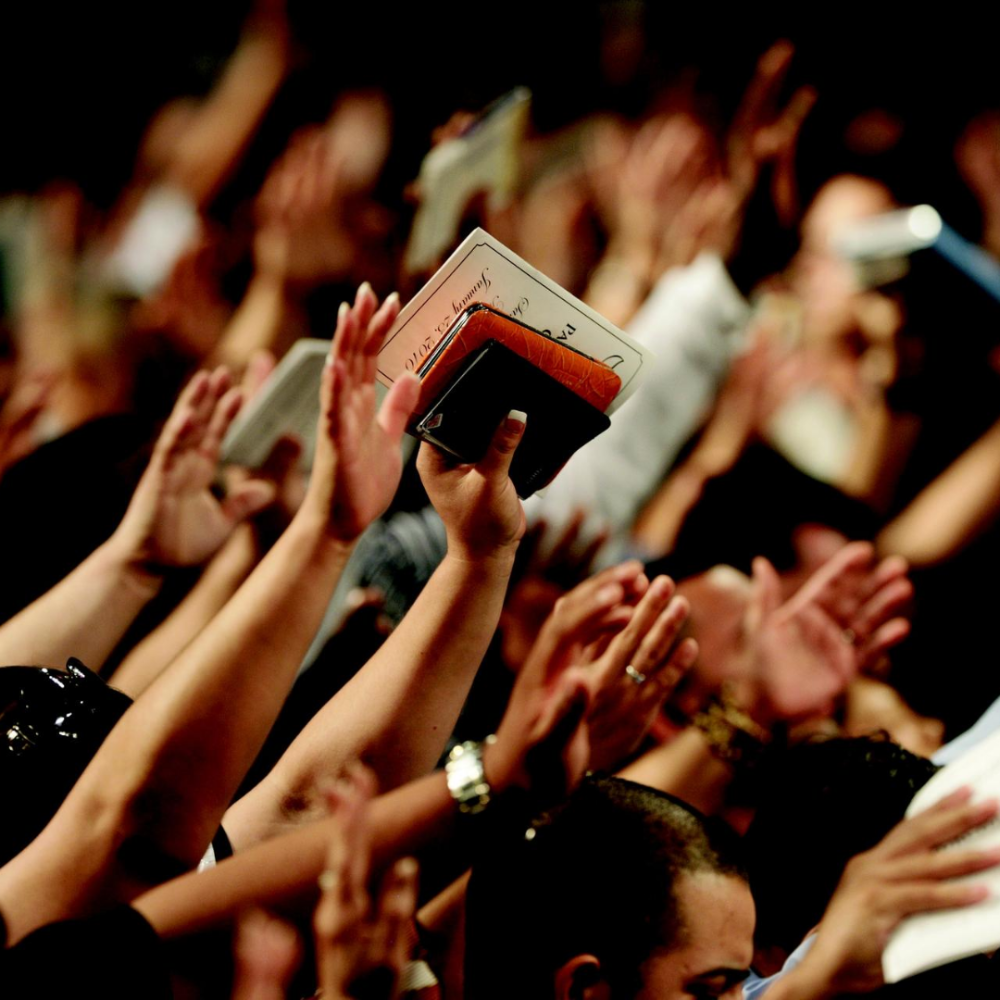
[445,736,496,815]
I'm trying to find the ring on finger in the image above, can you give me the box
[625,664,647,686]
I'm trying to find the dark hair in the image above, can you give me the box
[464,775,746,1000]
[743,735,938,955]
[0,660,132,865]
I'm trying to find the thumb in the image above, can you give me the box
[222,479,278,523]
[748,556,783,628]
[377,372,420,443]
[477,409,527,480]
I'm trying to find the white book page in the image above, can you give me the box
[404,88,530,275]
[222,339,330,470]
[883,727,1000,983]
[379,228,653,414]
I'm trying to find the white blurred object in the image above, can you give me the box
[404,88,531,274]
[766,387,857,484]
[102,184,200,297]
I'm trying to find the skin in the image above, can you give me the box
[637,872,755,1000]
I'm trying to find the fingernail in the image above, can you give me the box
[386,291,401,308]
[338,301,349,323]
[396,857,418,879]
[358,280,373,299]
[506,408,527,431]
[614,560,643,578]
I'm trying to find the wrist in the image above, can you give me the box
[444,537,519,572]
[287,503,359,558]
[766,951,840,1000]
[98,534,167,601]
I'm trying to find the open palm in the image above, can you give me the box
[116,367,275,568]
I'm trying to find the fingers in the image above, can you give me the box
[367,857,419,983]
[731,40,794,154]
[363,292,401,379]
[232,910,302,1000]
[536,669,591,775]
[859,554,909,603]
[747,556,783,632]
[476,409,527,481]
[222,479,278,523]
[851,577,913,642]
[154,368,237,479]
[796,541,875,622]
[883,843,1000,884]
[856,617,910,671]
[598,575,684,681]
[881,879,991,917]
[242,349,277,401]
[324,284,407,444]
[879,791,999,859]
[204,386,244,457]
[532,561,647,678]
[377,372,420,444]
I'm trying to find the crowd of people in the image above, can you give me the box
[4,5,1000,997]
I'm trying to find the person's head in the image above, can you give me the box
[0,660,132,865]
[465,776,753,1000]
[743,735,938,959]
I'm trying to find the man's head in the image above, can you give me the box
[465,776,753,1000]
[744,735,938,958]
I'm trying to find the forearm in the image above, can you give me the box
[167,26,289,207]
[136,770,458,940]
[103,513,353,857]
[225,547,515,847]
[0,534,162,669]
[619,727,733,815]
[878,416,1000,565]
[19,505,354,904]
[210,273,306,373]
[110,524,261,698]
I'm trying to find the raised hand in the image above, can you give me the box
[481,564,647,802]
[746,555,856,720]
[784,788,1000,996]
[417,411,527,562]
[719,542,913,721]
[314,766,419,1000]
[113,366,276,570]
[485,561,695,795]
[726,40,817,224]
[782,541,912,672]
[308,283,420,543]
[582,574,698,772]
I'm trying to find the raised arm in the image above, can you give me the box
[224,414,528,849]
[0,285,420,941]
[878,414,1000,567]
[132,626,593,943]
[0,367,273,670]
